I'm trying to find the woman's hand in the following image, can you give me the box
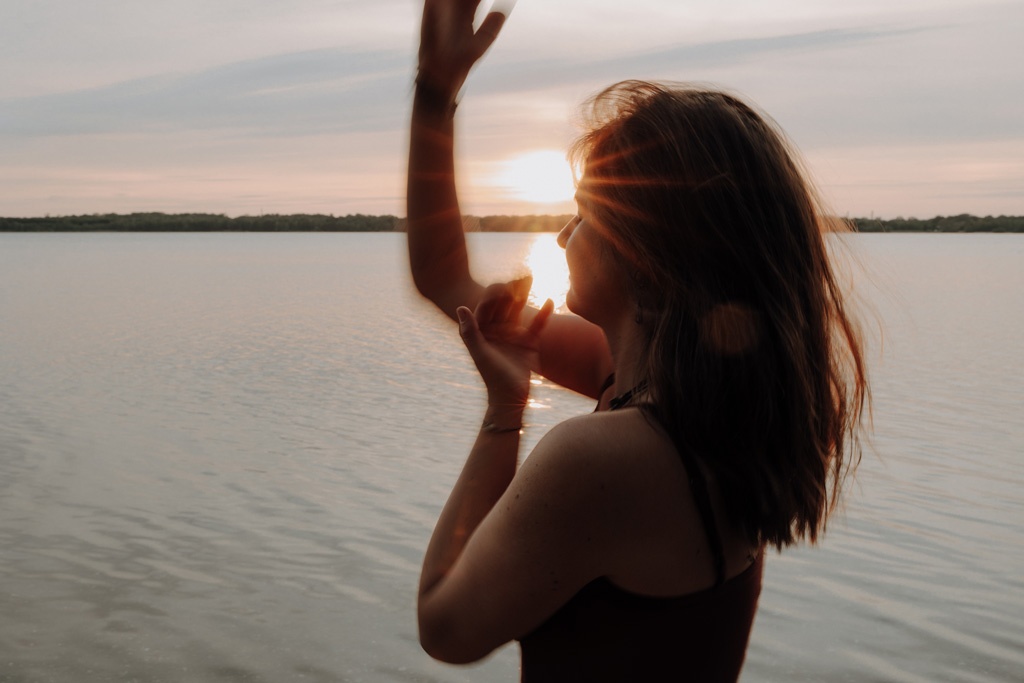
[417,0,509,103]
[457,276,554,408]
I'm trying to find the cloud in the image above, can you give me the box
[472,6,1024,148]
[1,47,412,138]
[479,25,921,90]
[0,24,928,140]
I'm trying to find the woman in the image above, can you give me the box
[408,1,869,680]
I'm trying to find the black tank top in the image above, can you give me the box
[518,375,763,681]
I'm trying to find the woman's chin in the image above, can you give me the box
[564,290,579,316]
[563,292,595,324]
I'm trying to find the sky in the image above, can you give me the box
[2,0,1022,219]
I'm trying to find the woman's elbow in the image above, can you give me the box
[409,268,451,308]
[409,265,433,297]
[418,607,494,664]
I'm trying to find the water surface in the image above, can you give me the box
[1,232,1021,682]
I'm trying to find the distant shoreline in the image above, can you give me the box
[2,213,1023,233]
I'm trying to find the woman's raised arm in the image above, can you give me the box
[407,0,613,399]
[407,0,503,316]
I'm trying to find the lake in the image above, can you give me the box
[1,232,1022,682]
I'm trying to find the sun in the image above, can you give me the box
[493,150,576,206]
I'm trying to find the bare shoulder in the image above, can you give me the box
[518,409,750,592]
[513,409,692,554]
[528,408,682,481]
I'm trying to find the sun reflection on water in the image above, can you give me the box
[524,233,570,313]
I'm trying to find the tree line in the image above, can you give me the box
[2,212,1022,232]
[0,213,400,232]
[849,214,1024,233]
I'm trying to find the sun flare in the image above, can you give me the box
[524,234,570,313]
[494,150,576,206]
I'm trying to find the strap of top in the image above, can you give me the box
[599,375,728,588]
[593,373,617,413]
[674,445,728,587]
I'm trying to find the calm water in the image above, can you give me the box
[1,232,1022,682]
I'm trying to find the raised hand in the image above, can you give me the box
[417,0,510,103]
[456,276,554,408]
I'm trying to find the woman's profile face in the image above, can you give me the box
[557,198,630,325]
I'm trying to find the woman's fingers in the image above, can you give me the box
[473,275,549,346]
[527,299,555,337]
[497,273,530,323]
[476,283,509,327]
[493,295,514,326]
[420,0,509,84]
[457,306,481,346]
[477,276,531,328]
[469,10,507,62]
[510,274,531,303]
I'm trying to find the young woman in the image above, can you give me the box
[408,1,869,680]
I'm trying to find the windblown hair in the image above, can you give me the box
[570,81,869,549]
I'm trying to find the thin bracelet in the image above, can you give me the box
[481,420,522,434]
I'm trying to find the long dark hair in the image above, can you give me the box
[571,81,869,549]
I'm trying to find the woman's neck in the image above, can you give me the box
[602,313,649,396]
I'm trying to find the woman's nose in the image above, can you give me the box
[557,216,579,249]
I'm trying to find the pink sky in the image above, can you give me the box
[2,0,1021,219]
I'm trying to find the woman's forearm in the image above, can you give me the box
[418,404,524,598]
[407,85,481,317]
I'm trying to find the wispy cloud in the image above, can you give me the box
[1,48,411,137]
[0,25,931,140]
[476,17,1022,147]
[478,25,923,91]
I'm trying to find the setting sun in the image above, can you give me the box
[493,150,576,206]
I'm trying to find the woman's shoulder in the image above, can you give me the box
[520,409,712,584]
[525,409,688,512]
[530,410,758,594]
[538,408,674,463]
